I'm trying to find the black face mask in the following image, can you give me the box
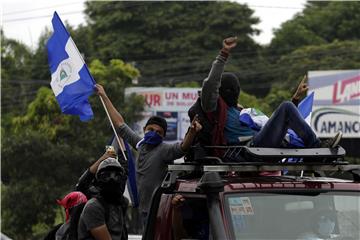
[97,170,127,204]
[98,180,126,204]
[219,72,240,107]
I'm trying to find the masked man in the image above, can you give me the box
[197,36,341,157]
[95,84,202,227]
[78,157,128,240]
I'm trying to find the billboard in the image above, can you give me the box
[308,70,360,138]
[125,87,199,142]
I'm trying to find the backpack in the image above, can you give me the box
[54,203,86,240]
[186,97,228,161]
[188,97,214,146]
[52,196,128,240]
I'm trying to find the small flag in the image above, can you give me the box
[109,135,139,207]
[287,92,315,147]
[124,141,139,207]
[46,11,95,121]
[298,92,314,124]
[239,108,269,131]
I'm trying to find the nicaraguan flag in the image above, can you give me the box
[298,91,314,124]
[239,108,269,131]
[287,92,315,147]
[109,135,139,207]
[47,12,95,121]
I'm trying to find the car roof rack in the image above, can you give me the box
[168,162,359,173]
[202,145,346,162]
[161,146,360,190]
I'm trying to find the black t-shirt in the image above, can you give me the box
[78,198,125,240]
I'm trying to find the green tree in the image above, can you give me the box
[269,2,360,57]
[239,91,271,115]
[1,131,88,239]
[1,31,35,114]
[81,1,267,94]
[275,40,360,89]
[1,58,143,239]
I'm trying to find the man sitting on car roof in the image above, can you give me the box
[189,36,342,159]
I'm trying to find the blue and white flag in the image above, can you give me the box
[239,108,269,131]
[47,12,95,121]
[239,92,315,148]
[287,92,315,147]
[109,135,139,207]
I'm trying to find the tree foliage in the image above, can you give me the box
[2,1,360,238]
[81,1,265,94]
[269,2,360,56]
[1,58,143,239]
[1,31,34,114]
[274,40,360,89]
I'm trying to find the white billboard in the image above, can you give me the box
[125,87,199,142]
[308,70,360,138]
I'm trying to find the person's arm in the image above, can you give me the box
[292,75,309,107]
[90,225,112,240]
[95,84,142,148]
[180,115,202,152]
[89,151,117,174]
[80,200,111,240]
[95,84,125,128]
[201,37,237,112]
[75,151,116,197]
[172,194,187,240]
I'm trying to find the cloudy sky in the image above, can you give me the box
[1,0,307,49]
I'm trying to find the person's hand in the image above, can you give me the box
[90,150,117,174]
[223,36,237,51]
[293,75,309,100]
[95,84,107,97]
[171,194,185,208]
[99,150,117,161]
[189,114,202,133]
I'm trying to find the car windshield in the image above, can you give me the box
[225,192,359,240]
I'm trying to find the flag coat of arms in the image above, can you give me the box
[47,11,95,121]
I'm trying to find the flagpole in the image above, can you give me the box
[99,95,128,161]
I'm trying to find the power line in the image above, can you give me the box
[3,2,84,16]
[3,11,83,23]
[2,1,148,24]
[13,48,358,76]
[247,4,304,10]
[2,2,305,24]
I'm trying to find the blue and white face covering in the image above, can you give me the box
[136,131,163,149]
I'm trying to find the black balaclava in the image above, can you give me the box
[97,168,127,205]
[96,158,127,205]
[219,72,240,107]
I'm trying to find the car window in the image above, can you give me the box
[225,192,360,240]
[171,195,210,240]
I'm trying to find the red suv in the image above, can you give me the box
[142,146,360,240]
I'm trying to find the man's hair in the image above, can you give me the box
[145,116,168,136]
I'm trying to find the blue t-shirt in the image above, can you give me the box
[224,107,255,144]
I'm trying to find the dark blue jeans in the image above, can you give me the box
[252,101,320,148]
